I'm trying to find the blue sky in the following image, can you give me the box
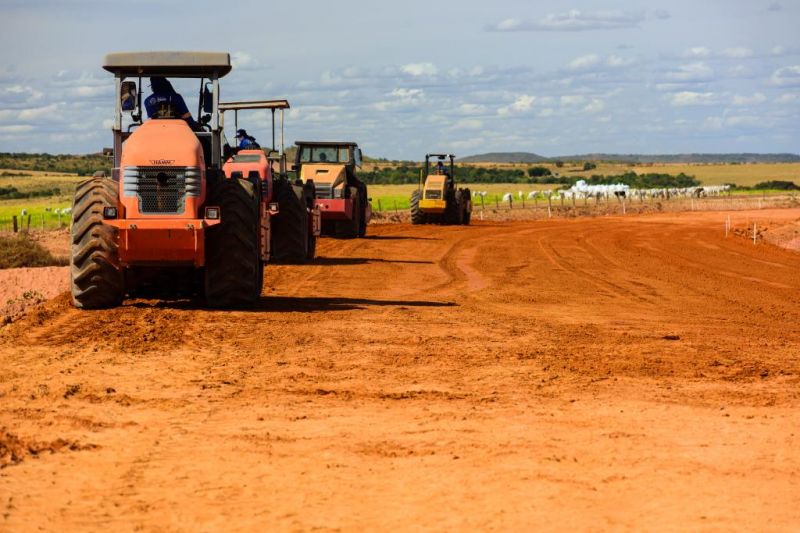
[0,0,798,159]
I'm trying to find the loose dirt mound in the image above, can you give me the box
[1,208,799,530]
[0,266,69,324]
[0,428,96,469]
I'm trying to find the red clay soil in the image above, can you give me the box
[1,208,799,530]
[0,266,68,323]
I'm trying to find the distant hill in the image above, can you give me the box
[459,152,548,163]
[460,152,800,164]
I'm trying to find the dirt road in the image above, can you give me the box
[2,209,800,530]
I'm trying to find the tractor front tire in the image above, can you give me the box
[410,189,426,225]
[270,177,309,262]
[70,177,124,309]
[205,178,261,308]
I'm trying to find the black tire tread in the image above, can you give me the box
[270,177,309,262]
[70,177,124,309]
[205,178,260,307]
[462,187,472,225]
[410,189,426,225]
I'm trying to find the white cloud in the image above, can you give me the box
[0,84,44,106]
[583,99,606,113]
[0,125,34,133]
[772,65,800,86]
[777,93,798,104]
[606,55,636,68]
[390,88,424,101]
[68,85,107,98]
[494,18,522,31]
[665,62,713,82]
[683,46,711,58]
[724,115,763,127]
[452,118,483,130]
[560,95,585,106]
[669,91,717,106]
[486,9,651,32]
[18,103,60,121]
[369,88,425,111]
[401,63,437,76]
[497,94,536,115]
[568,54,601,70]
[721,47,754,59]
[231,51,257,69]
[459,103,487,115]
[767,2,782,12]
[732,93,766,106]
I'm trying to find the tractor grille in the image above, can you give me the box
[424,189,442,200]
[315,183,334,199]
[123,166,201,214]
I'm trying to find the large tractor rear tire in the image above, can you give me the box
[70,177,124,309]
[205,178,261,308]
[410,189,426,225]
[462,188,472,225]
[444,189,463,225]
[302,180,317,260]
[270,177,309,262]
[357,184,368,238]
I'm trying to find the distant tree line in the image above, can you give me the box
[751,180,800,190]
[360,165,531,184]
[0,153,110,176]
[359,166,704,188]
[0,186,63,199]
[581,172,700,188]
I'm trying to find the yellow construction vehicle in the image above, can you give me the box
[410,153,471,225]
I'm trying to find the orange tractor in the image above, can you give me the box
[70,51,310,309]
[294,141,371,238]
[220,99,320,262]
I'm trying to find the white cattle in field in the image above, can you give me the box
[527,191,538,199]
[502,193,513,202]
[20,209,28,217]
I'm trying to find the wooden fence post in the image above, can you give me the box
[12,215,18,233]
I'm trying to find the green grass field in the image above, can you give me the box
[367,183,557,211]
[0,170,80,231]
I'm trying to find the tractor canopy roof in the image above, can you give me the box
[103,51,232,77]
[219,100,290,111]
[295,141,359,148]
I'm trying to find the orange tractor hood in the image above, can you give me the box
[121,120,204,168]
